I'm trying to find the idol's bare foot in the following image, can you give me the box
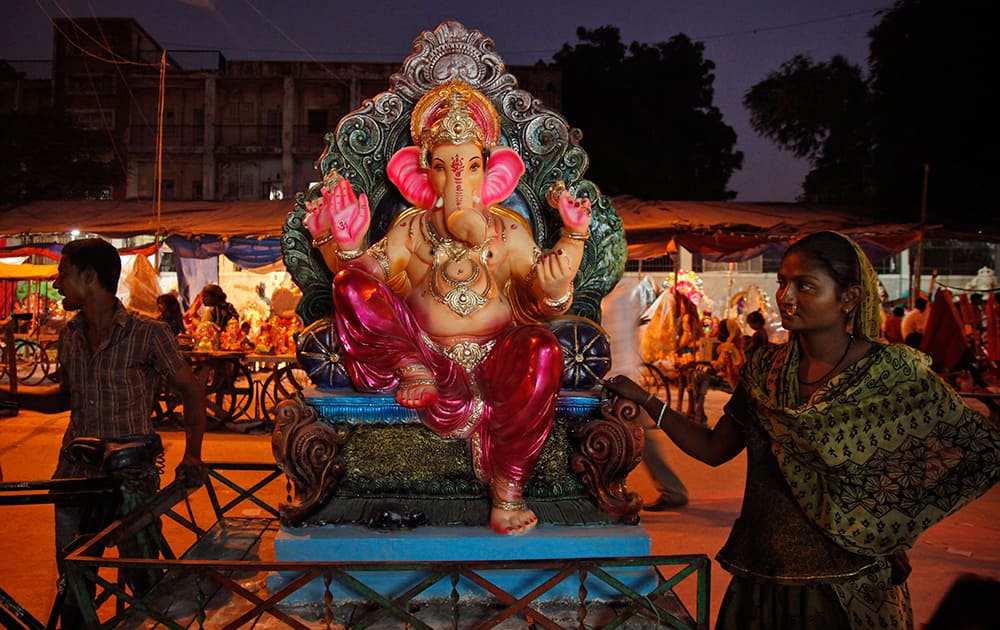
[490,480,537,535]
[490,502,538,535]
[395,364,438,408]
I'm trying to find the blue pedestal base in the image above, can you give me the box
[268,524,658,604]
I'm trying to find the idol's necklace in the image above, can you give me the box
[422,215,493,317]
[798,335,852,386]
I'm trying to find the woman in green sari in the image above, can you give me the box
[605,231,999,629]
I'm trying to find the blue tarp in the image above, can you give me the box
[164,235,282,269]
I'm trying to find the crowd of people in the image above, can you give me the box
[686,276,997,402]
[154,283,302,355]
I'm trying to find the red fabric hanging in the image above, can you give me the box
[920,289,967,371]
[986,293,1000,362]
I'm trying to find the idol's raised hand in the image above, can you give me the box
[558,189,592,234]
[305,178,370,250]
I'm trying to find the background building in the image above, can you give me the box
[42,17,559,203]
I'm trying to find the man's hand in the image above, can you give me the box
[175,453,207,488]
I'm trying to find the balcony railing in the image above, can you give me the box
[126,124,331,155]
[128,124,205,148]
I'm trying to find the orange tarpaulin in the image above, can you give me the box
[612,196,926,262]
[0,262,58,280]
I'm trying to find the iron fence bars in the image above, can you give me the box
[0,477,122,630]
[62,462,710,629]
[202,462,284,520]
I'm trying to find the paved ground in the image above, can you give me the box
[0,389,997,628]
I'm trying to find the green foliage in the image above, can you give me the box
[0,108,119,206]
[743,54,874,205]
[867,0,992,223]
[744,0,991,222]
[553,27,743,201]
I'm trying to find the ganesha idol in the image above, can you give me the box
[276,22,636,539]
[301,81,594,535]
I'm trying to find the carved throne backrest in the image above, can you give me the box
[282,20,626,325]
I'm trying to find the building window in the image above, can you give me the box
[82,187,113,201]
[923,240,998,276]
[69,108,115,131]
[307,109,328,134]
[264,180,283,200]
[239,102,255,123]
[163,108,176,137]
[762,250,784,274]
[158,251,176,273]
[692,255,763,274]
[266,108,281,146]
[872,253,899,275]
[625,255,675,274]
[193,108,204,142]
[161,179,175,200]
[66,74,115,94]
[192,179,203,200]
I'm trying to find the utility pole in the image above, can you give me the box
[911,163,929,308]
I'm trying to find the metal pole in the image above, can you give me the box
[911,163,929,308]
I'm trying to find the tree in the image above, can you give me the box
[0,108,119,208]
[743,0,993,223]
[553,27,743,200]
[867,0,993,224]
[743,54,874,205]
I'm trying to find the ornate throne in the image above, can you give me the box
[273,21,642,529]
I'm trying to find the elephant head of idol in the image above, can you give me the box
[386,81,524,245]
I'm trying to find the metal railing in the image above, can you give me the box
[60,463,711,629]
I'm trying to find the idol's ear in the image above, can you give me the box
[481,146,525,207]
[387,146,435,209]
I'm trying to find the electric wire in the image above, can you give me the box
[33,0,162,68]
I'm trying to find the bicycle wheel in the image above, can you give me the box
[14,340,41,385]
[151,375,183,425]
[196,359,254,428]
[259,364,307,422]
[41,339,59,384]
[226,361,255,421]
[21,340,50,386]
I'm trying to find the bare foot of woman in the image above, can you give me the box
[395,364,438,408]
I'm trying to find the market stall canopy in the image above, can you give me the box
[1,197,991,264]
[0,200,290,268]
[613,196,928,262]
[0,200,288,239]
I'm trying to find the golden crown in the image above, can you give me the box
[410,81,501,168]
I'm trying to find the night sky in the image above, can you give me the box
[1,0,888,202]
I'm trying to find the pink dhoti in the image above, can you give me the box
[333,267,562,488]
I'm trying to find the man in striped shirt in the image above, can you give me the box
[52,237,206,625]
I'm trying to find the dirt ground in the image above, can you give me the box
[0,388,997,628]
